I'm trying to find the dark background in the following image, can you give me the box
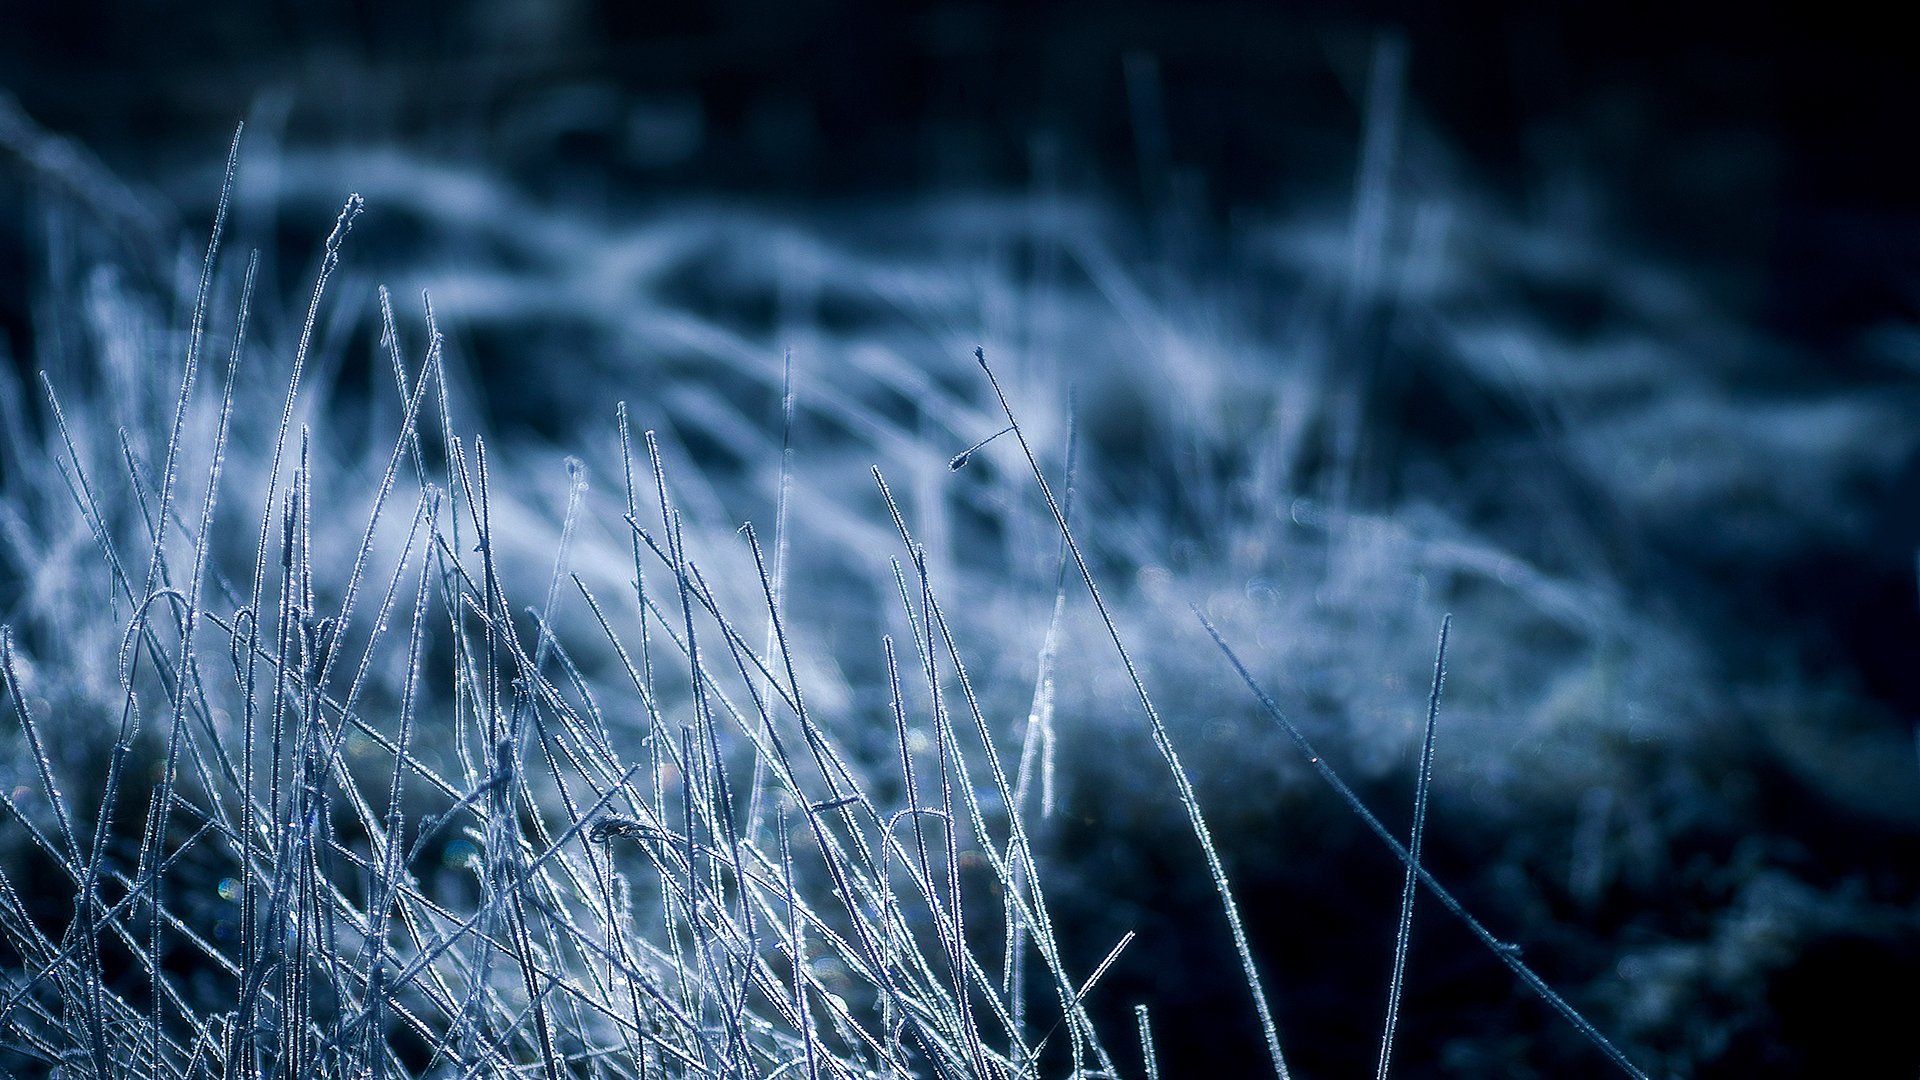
[3,1,1917,333]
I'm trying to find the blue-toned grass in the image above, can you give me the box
[2,80,1915,1076]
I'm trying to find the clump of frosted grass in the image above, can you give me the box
[3,79,1910,1073]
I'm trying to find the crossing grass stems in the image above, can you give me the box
[0,136,1651,1078]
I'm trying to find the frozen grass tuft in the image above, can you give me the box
[3,90,1915,1074]
[0,149,1640,1079]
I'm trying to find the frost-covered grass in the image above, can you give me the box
[1,80,1916,1077]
